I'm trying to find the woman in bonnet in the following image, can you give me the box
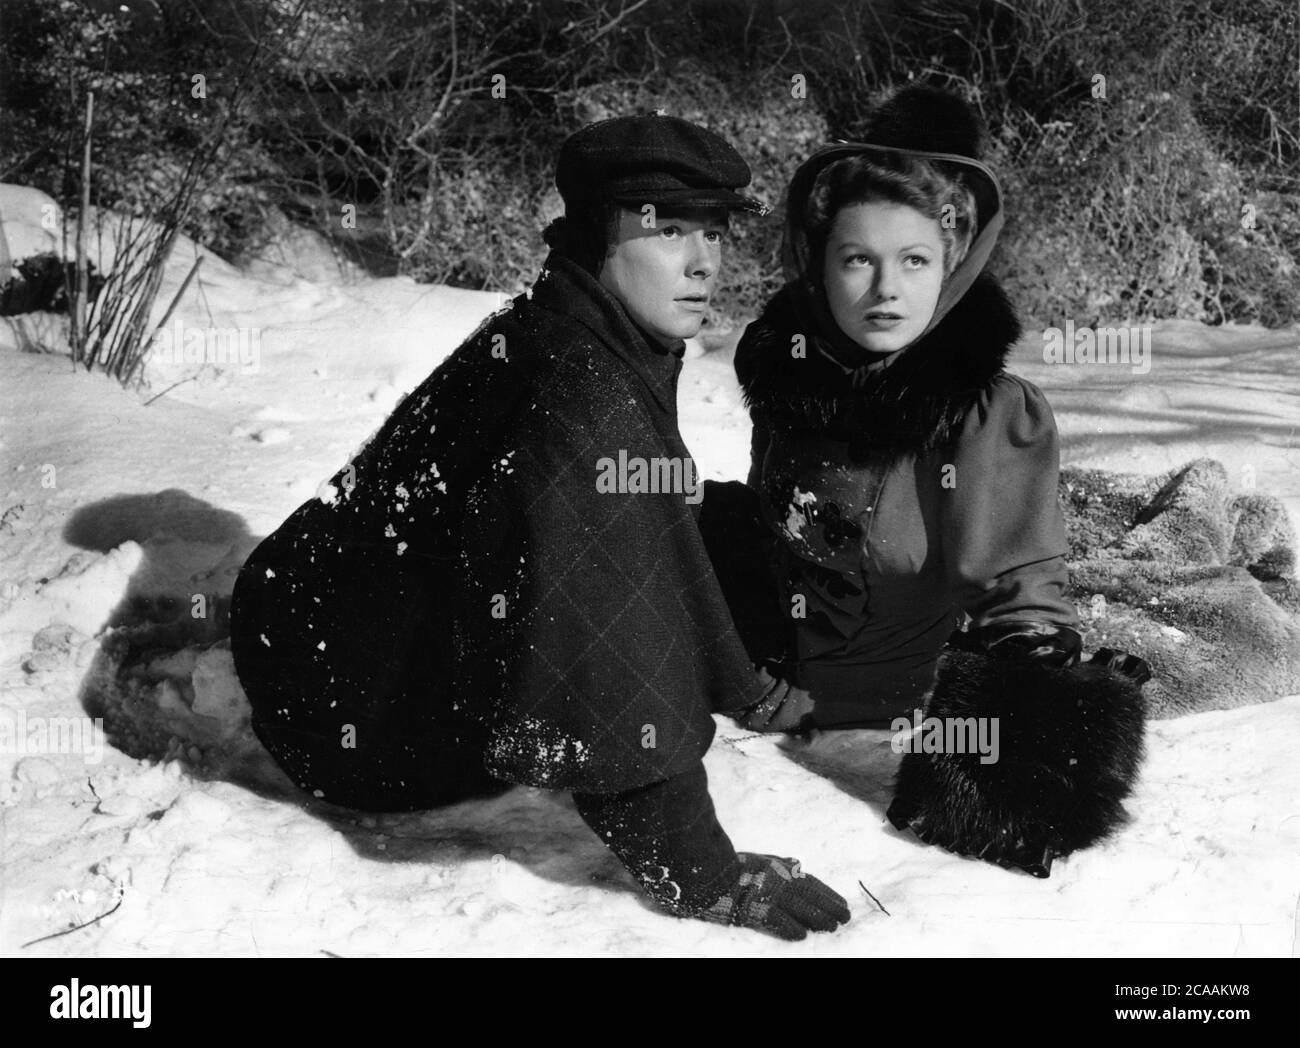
[709,85,1151,877]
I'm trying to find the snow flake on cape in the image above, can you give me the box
[486,717,590,786]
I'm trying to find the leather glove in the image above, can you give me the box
[698,853,850,940]
[969,621,1151,685]
[1089,647,1152,685]
[980,621,1083,667]
[733,664,816,733]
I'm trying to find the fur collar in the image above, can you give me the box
[735,271,1021,459]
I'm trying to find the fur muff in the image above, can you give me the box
[886,649,1147,877]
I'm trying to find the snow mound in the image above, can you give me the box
[0,542,143,640]
[0,184,62,275]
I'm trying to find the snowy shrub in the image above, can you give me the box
[3,0,1294,327]
[1123,0,1298,171]
[267,6,826,327]
[0,0,279,263]
[249,0,574,289]
[993,89,1299,327]
[390,143,560,295]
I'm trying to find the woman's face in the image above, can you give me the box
[822,200,945,354]
[598,206,730,348]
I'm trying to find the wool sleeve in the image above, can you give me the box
[938,374,1080,648]
[572,762,742,915]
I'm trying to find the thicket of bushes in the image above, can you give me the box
[2,0,1296,329]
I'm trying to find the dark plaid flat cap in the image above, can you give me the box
[556,113,768,216]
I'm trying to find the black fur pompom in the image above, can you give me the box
[886,650,1147,877]
[862,84,986,160]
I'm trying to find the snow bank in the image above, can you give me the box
[0,184,63,276]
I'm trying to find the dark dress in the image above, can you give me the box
[731,277,1080,726]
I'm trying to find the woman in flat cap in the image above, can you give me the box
[230,114,851,941]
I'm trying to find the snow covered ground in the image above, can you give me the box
[2,193,1298,956]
